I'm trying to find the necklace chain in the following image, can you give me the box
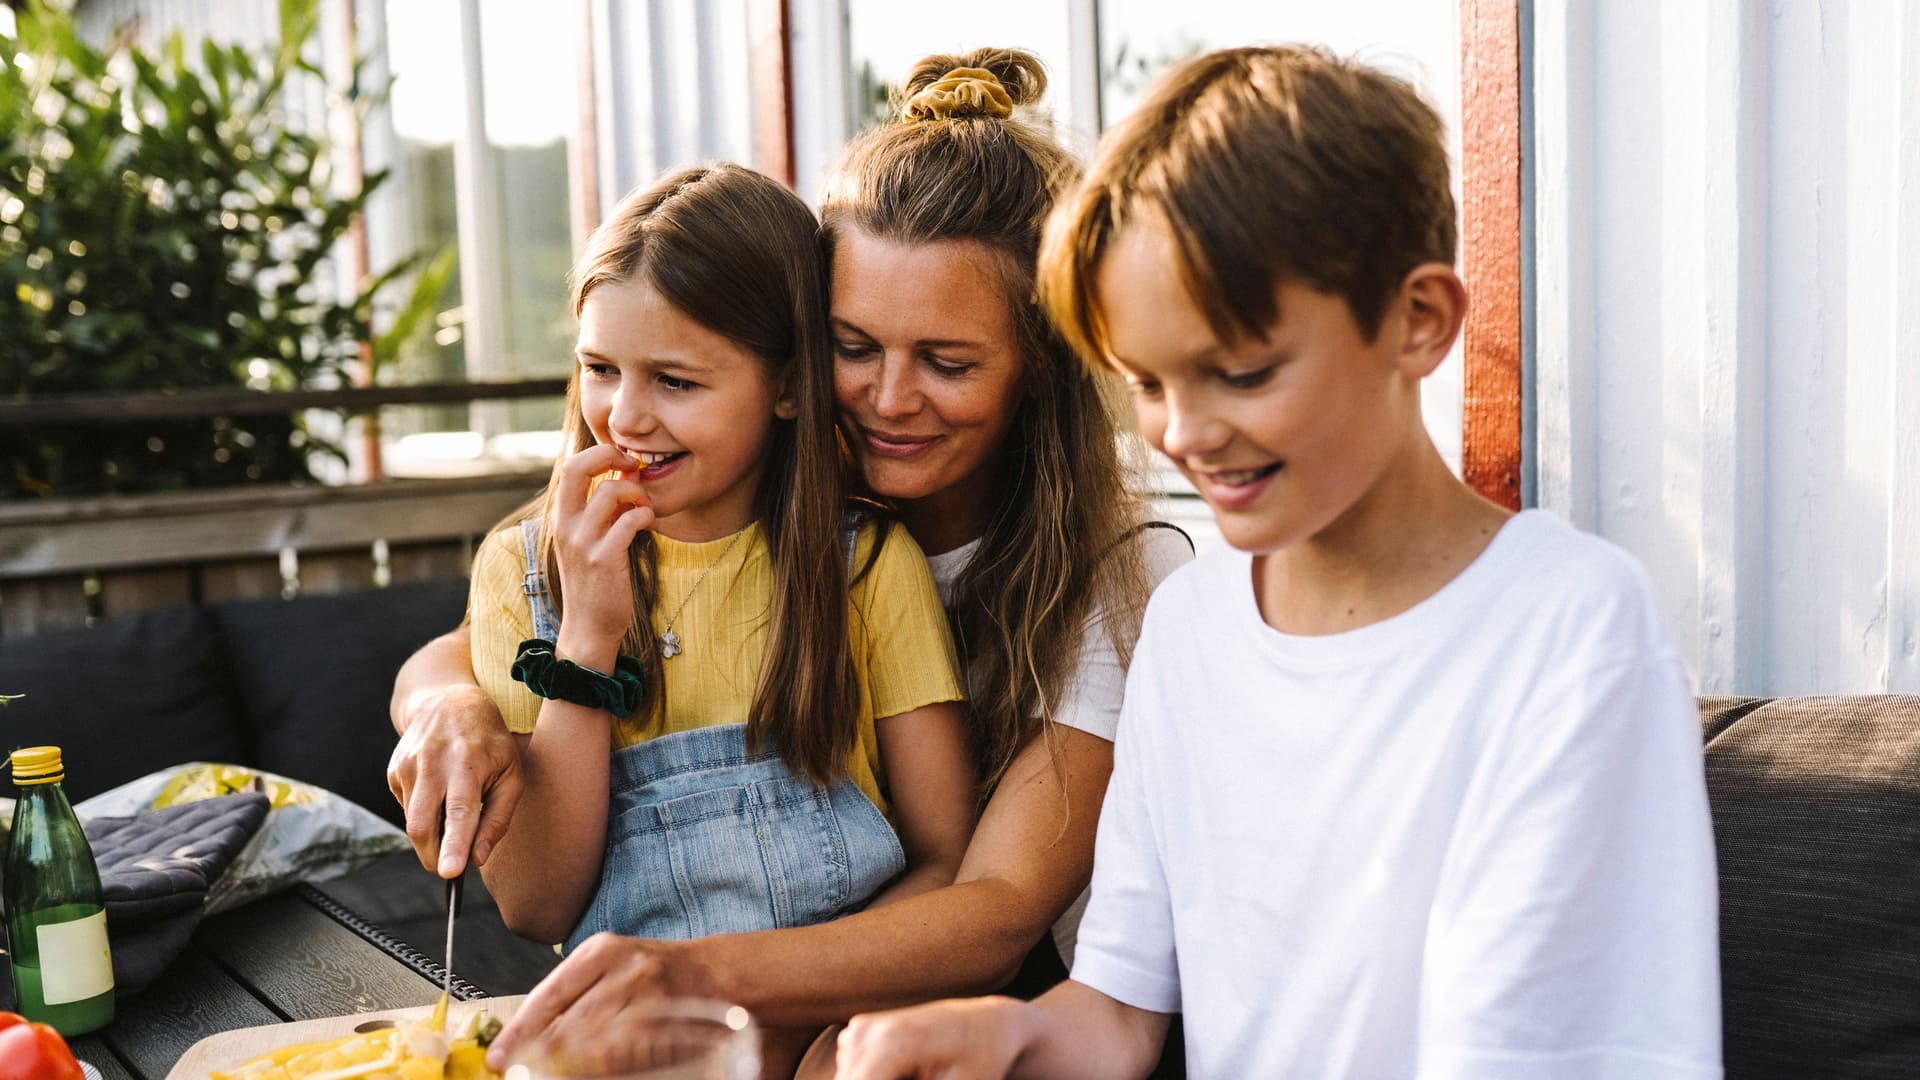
[658,527,748,659]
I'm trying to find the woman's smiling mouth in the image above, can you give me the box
[858,426,942,459]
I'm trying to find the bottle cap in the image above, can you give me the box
[11,746,64,786]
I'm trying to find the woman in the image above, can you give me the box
[386,47,1190,1072]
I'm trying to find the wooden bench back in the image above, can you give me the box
[0,472,543,637]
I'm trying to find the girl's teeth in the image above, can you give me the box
[1213,463,1281,485]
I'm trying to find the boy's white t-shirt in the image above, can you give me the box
[926,525,1193,965]
[1072,510,1722,1080]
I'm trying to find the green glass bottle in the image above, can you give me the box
[5,746,113,1035]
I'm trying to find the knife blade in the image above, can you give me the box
[443,873,463,1001]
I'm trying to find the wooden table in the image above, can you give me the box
[65,884,484,1080]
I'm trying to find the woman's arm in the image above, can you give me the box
[390,625,482,738]
[705,726,1111,1021]
[864,699,979,909]
[387,625,529,877]
[486,726,1113,1066]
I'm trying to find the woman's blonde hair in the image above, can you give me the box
[822,48,1153,796]
[502,163,859,786]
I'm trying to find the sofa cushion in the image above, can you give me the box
[212,580,469,827]
[0,607,247,802]
[1702,694,1920,1080]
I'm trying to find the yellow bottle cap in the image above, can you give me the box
[11,746,64,785]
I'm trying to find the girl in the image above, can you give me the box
[465,163,976,964]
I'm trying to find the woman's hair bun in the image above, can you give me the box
[899,47,1047,121]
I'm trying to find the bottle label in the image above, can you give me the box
[37,910,113,1005]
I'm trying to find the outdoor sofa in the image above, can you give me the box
[1,587,1916,1076]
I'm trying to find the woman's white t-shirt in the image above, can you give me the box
[925,526,1193,965]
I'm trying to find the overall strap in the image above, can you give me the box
[519,518,560,641]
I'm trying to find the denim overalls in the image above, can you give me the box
[518,520,906,950]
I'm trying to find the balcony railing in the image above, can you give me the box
[0,380,562,636]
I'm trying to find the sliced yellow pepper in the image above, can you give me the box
[395,1058,445,1080]
[442,1046,490,1080]
[211,1009,500,1080]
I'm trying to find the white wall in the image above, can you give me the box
[1534,0,1920,694]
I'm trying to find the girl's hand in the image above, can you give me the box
[485,933,716,1071]
[550,443,656,663]
[833,997,1030,1080]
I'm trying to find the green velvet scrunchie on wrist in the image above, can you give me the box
[509,638,645,718]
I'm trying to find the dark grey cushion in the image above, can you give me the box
[1702,695,1920,1080]
[211,581,469,827]
[0,607,247,802]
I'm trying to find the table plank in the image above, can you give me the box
[69,1035,139,1080]
[101,949,282,1080]
[310,854,559,996]
[194,890,443,1021]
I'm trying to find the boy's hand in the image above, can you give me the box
[551,444,656,663]
[833,997,1030,1080]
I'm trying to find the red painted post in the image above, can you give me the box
[1459,0,1524,510]
[748,0,797,189]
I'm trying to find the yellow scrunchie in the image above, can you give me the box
[900,67,1014,122]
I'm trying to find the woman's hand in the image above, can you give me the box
[388,626,526,877]
[832,997,1030,1080]
[388,680,524,877]
[486,933,717,1070]
[550,444,655,666]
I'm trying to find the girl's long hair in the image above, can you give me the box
[822,48,1153,796]
[497,164,858,785]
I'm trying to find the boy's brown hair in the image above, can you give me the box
[1039,45,1457,360]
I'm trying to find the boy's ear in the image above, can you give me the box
[1396,263,1468,377]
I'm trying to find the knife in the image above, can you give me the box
[443,872,463,1001]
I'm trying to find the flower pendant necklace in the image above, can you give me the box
[658,526,749,659]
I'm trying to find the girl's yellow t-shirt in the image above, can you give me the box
[468,520,963,816]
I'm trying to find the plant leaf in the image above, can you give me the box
[368,247,457,382]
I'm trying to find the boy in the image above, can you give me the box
[832,45,1722,1080]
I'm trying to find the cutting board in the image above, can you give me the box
[166,994,527,1079]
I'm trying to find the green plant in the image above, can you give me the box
[0,0,450,497]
